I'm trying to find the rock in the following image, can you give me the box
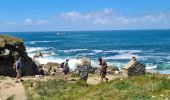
[0,35,38,76]
[43,62,59,68]
[88,67,98,74]
[33,51,43,58]
[43,52,51,56]
[40,62,60,76]
[107,66,120,75]
[80,57,91,67]
[110,66,119,71]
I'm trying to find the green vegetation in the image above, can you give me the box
[6,95,15,100]
[0,35,23,47]
[23,74,170,100]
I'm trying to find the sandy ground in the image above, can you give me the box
[87,74,122,85]
[0,74,121,100]
[0,77,26,100]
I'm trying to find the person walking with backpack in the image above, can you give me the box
[15,57,24,83]
[98,57,108,82]
[60,58,70,80]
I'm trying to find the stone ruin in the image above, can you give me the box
[122,57,145,77]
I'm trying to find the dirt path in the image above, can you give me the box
[87,74,122,85]
[0,74,122,100]
[0,77,26,100]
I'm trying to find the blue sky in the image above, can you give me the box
[0,0,170,32]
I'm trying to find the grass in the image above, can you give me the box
[0,35,23,47]
[23,74,170,100]
[6,95,15,100]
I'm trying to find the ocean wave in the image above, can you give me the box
[25,40,59,44]
[26,47,47,53]
[58,49,88,53]
[33,57,85,69]
[103,53,141,60]
[145,63,158,70]
[159,70,170,74]
[44,36,59,38]
[77,53,95,56]
[92,50,103,53]
[104,50,142,54]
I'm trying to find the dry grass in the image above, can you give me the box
[0,35,23,47]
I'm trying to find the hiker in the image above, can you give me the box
[60,58,70,80]
[98,57,108,82]
[15,57,24,83]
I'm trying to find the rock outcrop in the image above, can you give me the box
[0,35,37,76]
[33,51,43,58]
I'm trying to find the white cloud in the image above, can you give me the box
[60,11,81,21]
[93,18,111,24]
[5,22,16,25]
[24,18,33,25]
[36,20,48,25]
[59,8,170,26]
[24,19,48,25]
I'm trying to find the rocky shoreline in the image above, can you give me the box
[0,35,168,78]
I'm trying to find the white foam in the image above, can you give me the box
[105,50,142,53]
[145,63,158,70]
[92,50,103,53]
[25,41,36,44]
[58,49,87,53]
[25,40,59,44]
[103,53,141,60]
[26,47,47,53]
[44,36,59,37]
[78,53,95,56]
[159,70,170,74]
[34,57,82,69]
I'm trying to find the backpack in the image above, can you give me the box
[60,62,65,68]
[102,61,108,68]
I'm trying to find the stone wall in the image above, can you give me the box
[122,62,145,77]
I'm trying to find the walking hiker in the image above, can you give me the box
[60,58,70,80]
[15,57,24,83]
[98,57,108,82]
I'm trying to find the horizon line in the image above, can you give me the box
[0,28,170,33]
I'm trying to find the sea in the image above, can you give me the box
[1,30,170,74]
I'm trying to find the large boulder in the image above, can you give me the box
[33,51,43,58]
[0,35,38,76]
[107,66,120,75]
[41,62,60,76]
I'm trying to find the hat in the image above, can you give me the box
[66,58,69,61]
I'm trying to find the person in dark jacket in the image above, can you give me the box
[63,58,70,80]
[98,57,108,82]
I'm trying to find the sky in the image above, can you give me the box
[0,0,170,32]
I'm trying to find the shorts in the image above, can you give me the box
[63,67,70,75]
[16,69,22,77]
[100,70,107,77]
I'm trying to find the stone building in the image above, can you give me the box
[122,57,145,77]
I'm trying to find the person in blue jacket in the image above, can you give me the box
[15,57,24,83]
